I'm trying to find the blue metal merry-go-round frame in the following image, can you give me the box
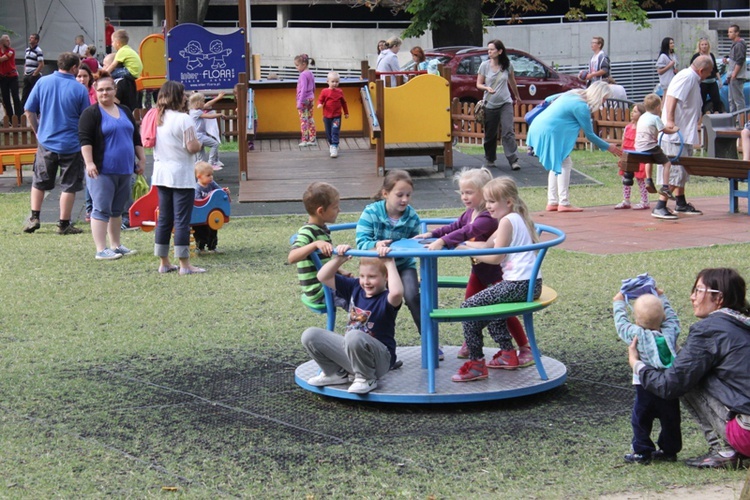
[293,220,567,404]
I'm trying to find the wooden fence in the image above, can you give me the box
[451,99,632,150]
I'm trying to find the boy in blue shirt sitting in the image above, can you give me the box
[301,244,403,394]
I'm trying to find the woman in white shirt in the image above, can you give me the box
[152,81,204,274]
[376,36,402,86]
[656,37,678,93]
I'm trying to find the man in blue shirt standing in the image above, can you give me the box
[23,52,90,234]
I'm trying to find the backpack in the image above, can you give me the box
[140,107,158,148]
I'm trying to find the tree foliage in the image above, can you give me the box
[355,0,674,44]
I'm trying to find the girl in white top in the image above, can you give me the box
[452,177,542,381]
[376,36,402,86]
[656,37,678,92]
[152,80,203,275]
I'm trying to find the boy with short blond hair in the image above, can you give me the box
[613,289,681,465]
[636,93,679,201]
[193,161,229,253]
[104,29,142,79]
[317,71,349,158]
[289,182,344,306]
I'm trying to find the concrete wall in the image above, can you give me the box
[124,17,721,74]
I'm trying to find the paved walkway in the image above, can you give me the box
[3,151,748,255]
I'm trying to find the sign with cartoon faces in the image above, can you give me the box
[166,23,246,90]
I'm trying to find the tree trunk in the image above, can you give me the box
[431,0,483,47]
[178,0,210,25]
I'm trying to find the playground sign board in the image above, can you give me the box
[166,23,245,91]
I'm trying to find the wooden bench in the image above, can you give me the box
[621,151,750,214]
[0,147,37,186]
[0,115,37,186]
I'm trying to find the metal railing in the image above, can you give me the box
[286,20,411,29]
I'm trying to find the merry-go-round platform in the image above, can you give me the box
[295,345,567,404]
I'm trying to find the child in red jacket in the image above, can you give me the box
[317,71,349,158]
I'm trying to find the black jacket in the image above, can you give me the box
[78,103,142,174]
[640,309,750,414]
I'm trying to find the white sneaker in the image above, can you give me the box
[298,141,310,147]
[348,377,377,394]
[331,146,339,158]
[307,371,349,387]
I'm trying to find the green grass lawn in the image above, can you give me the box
[1,150,748,497]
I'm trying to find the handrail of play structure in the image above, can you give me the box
[361,85,380,130]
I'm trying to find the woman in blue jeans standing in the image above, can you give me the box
[151,81,203,274]
[476,39,522,171]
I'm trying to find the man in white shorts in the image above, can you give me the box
[651,55,714,220]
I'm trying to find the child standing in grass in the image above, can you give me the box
[301,245,403,394]
[414,167,533,366]
[294,53,316,147]
[317,71,348,158]
[193,162,229,254]
[616,103,650,210]
[452,177,541,382]
[356,170,421,336]
[613,289,681,464]
[288,182,347,308]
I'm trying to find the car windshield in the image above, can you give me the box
[509,54,547,79]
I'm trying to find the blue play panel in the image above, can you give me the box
[295,345,567,404]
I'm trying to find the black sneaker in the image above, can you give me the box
[624,453,651,465]
[645,178,657,194]
[56,223,83,235]
[651,207,678,220]
[659,185,675,200]
[685,451,741,469]
[651,450,677,462]
[23,216,41,233]
[674,203,703,215]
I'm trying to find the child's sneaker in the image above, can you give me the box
[614,201,631,210]
[451,359,488,382]
[457,341,470,359]
[517,347,535,367]
[631,203,650,210]
[645,178,657,194]
[624,453,651,465]
[348,377,377,394]
[437,346,444,361]
[659,185,675,200]
[308,371,349,387]
[487,350,519,370]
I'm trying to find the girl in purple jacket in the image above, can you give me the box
[294,54,317,146]
[415,167,531,367]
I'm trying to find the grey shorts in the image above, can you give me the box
[31,144,84,193]
[657,142,692,188]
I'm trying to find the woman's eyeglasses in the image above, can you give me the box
[692,286,721,295]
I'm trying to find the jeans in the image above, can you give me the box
[728,77,746,114]
[323,116,341,146]
[631,385,682,456]
[681,381,736,454]
[21,74,42,107]
[0,75,22,119]
[154,186,194,259]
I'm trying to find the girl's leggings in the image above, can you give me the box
[465,271,528,348]
[462,278,542,360]
[298,98,316,143]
